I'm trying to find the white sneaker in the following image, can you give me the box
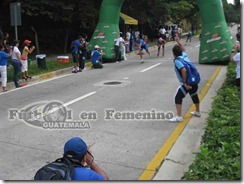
[140,60,144,63]
[169,116,183,122]
[191,111,201,117]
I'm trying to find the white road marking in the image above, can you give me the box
[0,74,72,95]
[140,63,161,73]
[36,91,97,120]
[123,77,129,80]
[63,91,96,107]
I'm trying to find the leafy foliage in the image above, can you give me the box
[0,0,240,52]
[182,63,241,180]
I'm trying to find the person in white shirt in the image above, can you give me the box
[126,30,131,53]
[121,37,127,60]
[230,32,240,88]
[126,30,131,42]
[159,27,166,39]
[114,33,123,63]
[11,40,22,88]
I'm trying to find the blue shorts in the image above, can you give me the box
[140,44,148,51]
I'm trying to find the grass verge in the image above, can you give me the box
[7,58,75,82]
[182,63,240,180]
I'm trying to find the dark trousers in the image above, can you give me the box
[92,62,103,69]
[129,40,134,52]
[79,54,85,70]
[115,45,121,62]
[11,60,21,88]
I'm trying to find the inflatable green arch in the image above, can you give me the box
[197,0,232,63]
[88,0,125,62]
[88,0,232,63]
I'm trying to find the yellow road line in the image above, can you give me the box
[138,66,223,180]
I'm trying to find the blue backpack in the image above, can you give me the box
[34,157,79,180]
[175,58,201,85]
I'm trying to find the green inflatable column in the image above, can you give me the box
[88,0,125,61]
[197,0,232,64]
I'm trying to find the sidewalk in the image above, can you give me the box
[153,66,227,180]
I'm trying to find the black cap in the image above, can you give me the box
[13,40,20,45]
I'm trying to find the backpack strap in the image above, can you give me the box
[55,157,83,179]
[174,57,186,77]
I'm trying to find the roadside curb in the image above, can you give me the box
[138,66,226,180]
[153,66,227,180]
[6,61,95,91]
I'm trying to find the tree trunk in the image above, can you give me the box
[64,28,69,54]
[31,26,40,54]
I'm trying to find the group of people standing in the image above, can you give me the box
[0,32,35,91]
[114,31,151,64]
[158,26,182,41]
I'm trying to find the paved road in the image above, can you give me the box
[0,36,218,180]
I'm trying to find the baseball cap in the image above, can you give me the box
[24,40,31,44]
[63,137,87,160]
[94,45,100,49]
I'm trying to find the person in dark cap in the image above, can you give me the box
[63,137,109,180]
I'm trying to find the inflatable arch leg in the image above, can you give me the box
[88,0,125,61]
[197,0,232,64]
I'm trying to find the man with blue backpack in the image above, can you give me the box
[170,36,201,122]
[34,137,109,180]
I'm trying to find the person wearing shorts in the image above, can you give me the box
[21,40,35,80]
[157,36,165,57]
[136,36,150,63]
[170,37,201,122]
[186,31,192,44]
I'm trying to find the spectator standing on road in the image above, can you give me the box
[230,32,240,88]
[126,29,131,52]
[11,40,22,88]
[71,36,82,73]
[169,37,201,122]
[0,44,12,92]
[171,27,176,41]
[79,35,87,72]
[114,33,123,63]
[136,36,151,63]
[63,137,109,180]
[121,37,127,60]
[129,30,135,52]
[21,40,35,80]
[91,45,103,69]
[177,26,182,39]
[157,36,166,57]
[186,31,192,44]
[159,27,166,39]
